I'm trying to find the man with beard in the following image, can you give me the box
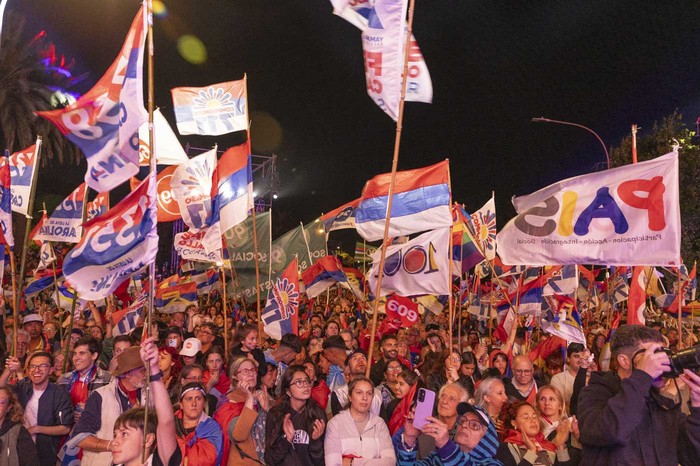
[330,349,383,416]
[370,334,399,387]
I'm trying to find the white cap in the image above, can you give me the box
[179,337,202,357]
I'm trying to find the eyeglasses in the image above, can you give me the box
[290,378,312,388]
[386,366,403,372]
[458,419,484,431]
[513,369,533,375]
[236,368,257,376]
[184,375,203,381]
[29,363,50,371]
[439,394,459,404]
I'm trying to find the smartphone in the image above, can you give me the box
[413,388,436,430]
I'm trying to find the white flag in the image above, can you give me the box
[138,109,188,166]
[171,148,217,232]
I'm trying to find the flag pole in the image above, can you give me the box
[677,263,683,349]
[365,0,417,378]
[221,265,229,361]
[143,1,156,462]
[15,137,42,322]
[8,245,16,357]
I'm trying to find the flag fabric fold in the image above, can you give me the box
[138,108,189,166]
[9,142,39,216]
[321,198,360,233]
[262,258,300,340]
[208,141,253,240]
[470,196,497,261]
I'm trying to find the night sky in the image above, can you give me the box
[13,0,700,253]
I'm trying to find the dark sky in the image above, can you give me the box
[14,1,700,248]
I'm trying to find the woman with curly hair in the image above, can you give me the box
[159,345,183,403]
[264,365,327,465]
[0,386,39,464]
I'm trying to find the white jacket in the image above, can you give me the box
[324,409,396,466]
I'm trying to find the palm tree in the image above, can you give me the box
[0,11,82,164]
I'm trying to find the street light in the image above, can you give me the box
[531,117,611,169]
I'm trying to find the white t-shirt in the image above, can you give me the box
[25,387,45,442]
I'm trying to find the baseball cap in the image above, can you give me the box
[22,314,43,325]
[180,338,201,357]
[457,402,490,427]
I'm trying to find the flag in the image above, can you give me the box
[543,265,578,296]
[301,255,357,298]
[321,198,360,233]
[330,0,432,119]
[0,156,12,248]
[131,164,182,222]
[112,292,147,336]
[528,336,567,366]
[608,272,629,304]
[33,183,86,243]
[86,192,109,221]
[497,152,680,265]
[494,307,516,343]
[453,205,485,273]
[192,269,220,294]
[209,141,253,237]
[24,273,63,298]
[354,241,377,263]
[174,230,223,263]
[8,142,39,216]
[540,296,586,344]
[686,263,697,303]
[262,258,300,340]
[470,196,497,260]
[62,173,158,300]
[36,7,147,192]
[627,266,649,325]
[355,160,452,241]
[385,294,420,327]
[171,79,247,136]
[171,148,216,231]
[34,242,56,276]
[416,294,446,315]
[368,227,450,297]
[155,278,197,314]
[138,108,188,166]
[517,285,544,314]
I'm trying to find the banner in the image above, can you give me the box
[385,294,420,327]
[368,227,450,297]
[33,183,86,244]
[34,242,56,276]
[330,0,432,119]
[36,7,147,192]
[321,198,359,233]
[262,258,300,340]
[497,152,680,266]
[0,157,11,247]
[62,174,158,300]
[470,196,497,260]
[138,108,188,166]
[86,192,109,221]
[171,79,247,136]
[9,143,38,216]
[171,148,217,231]
[355,160,452,241]
[131,164,181,222]
[174,230,222,263]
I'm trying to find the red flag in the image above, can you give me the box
[627,266,647,325]
[385,294,420,327]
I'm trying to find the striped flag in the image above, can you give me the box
[112,292,147,336]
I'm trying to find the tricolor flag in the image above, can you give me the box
[8,142,39,216]
[33,183,86,243]
[62,174,158,300]
[138,108,189,166]
[627,266,649,325]
[0,156,12,248]
[470,196,497,261]
[171,79,247,136]
[355,160,452,242]
[208,141,253,240]
[33,242,56,276]
[155,278,198,314]
[24,273,63,298]
[301,255,362,299]
[322,198,360,233]
[86,192,109,221]
[36,7,147,192]
[330,0,432,120]
[192,269,220,294]
[112,292,147,336]
[453,205,485,274]
[262,258,300,340]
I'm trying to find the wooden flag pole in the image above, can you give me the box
[677,264,683,349]
[61,291,78,374]
[448,224,454,350]
[221,265,229,360]
[143,1,156,462]
[8,245,16,357]
[365,0,417,378]
[16,137,42,318]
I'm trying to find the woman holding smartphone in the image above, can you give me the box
[213,356,269,466]
[324,376,396,465]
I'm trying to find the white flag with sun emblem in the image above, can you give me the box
[171,79,247,136]
[470,196,497,261]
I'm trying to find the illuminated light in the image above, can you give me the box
[273,193,278,199]
[177,35,207,65]
[152,0,168,17]
[253,191,258,197]
[250,111,283,152]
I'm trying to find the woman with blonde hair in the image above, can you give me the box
[213,356,269,466]
[0,386,39,465]
[536,385,568,439]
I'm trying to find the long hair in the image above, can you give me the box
[0,387,23,423]
[158,345,182,381]
[535,384,567,421]
[474,376,504,409]
[265,365,325,449]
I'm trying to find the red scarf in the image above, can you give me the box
[203,370,230,395]
[118,379,140,407]
[69,365,97,407]
[503,429,557,452]
[388,382,417,436]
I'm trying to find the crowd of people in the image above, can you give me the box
[0,279,699,466]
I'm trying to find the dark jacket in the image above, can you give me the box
[13,379,73,462]
[578,369,700,465]
[264,403,325,466]
[0,417,39,466]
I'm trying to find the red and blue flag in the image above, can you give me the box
[321,198,360,233]
[0,156,12,248]
[262,258,300,340]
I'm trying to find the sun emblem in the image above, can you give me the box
[192,87,236,110]
[274,278,299,319]
[473,209,497,253]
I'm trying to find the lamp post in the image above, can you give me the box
[531,117,611,169]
